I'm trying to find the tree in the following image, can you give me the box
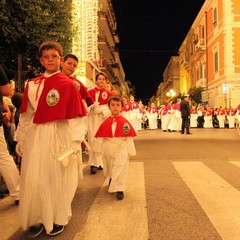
[189,86,204,105]
[0,0,72,91]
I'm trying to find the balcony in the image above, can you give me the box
[195,38,206,52]
[98,11,115,46]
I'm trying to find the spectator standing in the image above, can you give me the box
[180,94,191,134]
[0,63,20,203]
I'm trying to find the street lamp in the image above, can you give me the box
[166,89,176,98]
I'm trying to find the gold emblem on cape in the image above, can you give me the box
[73,80,80,91]
[102,91,108,100]
[123,123,130,134]
[46,89,60,106]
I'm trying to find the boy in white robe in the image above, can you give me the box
[15,41,87,238]
[93,95,136,200]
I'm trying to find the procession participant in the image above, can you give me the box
[235,104,240,130]
[61,54,93,109]
[168,98,181,132]
[165,99,173,132]
[128,95,141,133]
[15,41,87,237]
[190,105,198,128]
[226,107,236,128]
[146,102,158,130]
[93,95,136,200]
[137,100,144,130]
[203,106,213,128]
[87,72,113,174]
[197,106,204,128]
[217,106,225,128]
[159,104,168,132]
[121,95,131,121]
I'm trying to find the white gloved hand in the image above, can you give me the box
[93,107,103,114]
[91,102,100,110]
[71,141,81,154]
[16,141,23,157]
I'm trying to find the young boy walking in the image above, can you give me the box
[93,95,136,200]
[15,41,87,238]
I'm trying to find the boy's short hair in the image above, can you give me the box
[64,54,78,62]
[38,41,63,57]
[108,95,124,107]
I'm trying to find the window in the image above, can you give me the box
[213,7,218,28]
[213,50,219,73]
[201,25,205,39]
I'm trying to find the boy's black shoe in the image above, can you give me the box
[27,224,44,239]
[47,224,64,236]
[116,191,124,200]
[98,166,103,170]
[90,166,97,174]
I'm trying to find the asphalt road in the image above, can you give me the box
[3,128,240,240]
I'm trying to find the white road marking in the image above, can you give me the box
[229,161,240,168]
[74,162,149,240]
[173,161,240,240]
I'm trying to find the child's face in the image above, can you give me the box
[61,57,78,77]
[96,74,106,88]
[40,49,62,74]
[109,100,122,116]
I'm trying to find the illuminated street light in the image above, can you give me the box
[166,89,176,98]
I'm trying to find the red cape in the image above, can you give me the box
[88,87,113,105]
[20,73,87,123]
[69,76,94,106]
[95,115,136,138]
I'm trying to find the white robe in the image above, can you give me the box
[93,121,136,193]
[15,76,86,234]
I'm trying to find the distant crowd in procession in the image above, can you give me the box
[126,97,240,132]
[1,40,240,238]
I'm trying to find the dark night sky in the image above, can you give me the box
[112,0,205,103]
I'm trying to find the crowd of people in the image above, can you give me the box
[0,41,137,238]
[121,96,240,133]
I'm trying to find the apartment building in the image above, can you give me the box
[179,0,240,108]
[156,56,180,105]
[71,0,129,95]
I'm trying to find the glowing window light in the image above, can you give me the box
[71,0,99,62]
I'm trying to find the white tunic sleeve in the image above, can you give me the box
[126,137,136,156]
[68,117,87,142]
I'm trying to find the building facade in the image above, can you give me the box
[156,56,180,105]
[71,0,129,95]
[179,0,240,108]
[157,0,240,108]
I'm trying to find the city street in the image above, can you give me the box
[1,128,240,240]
